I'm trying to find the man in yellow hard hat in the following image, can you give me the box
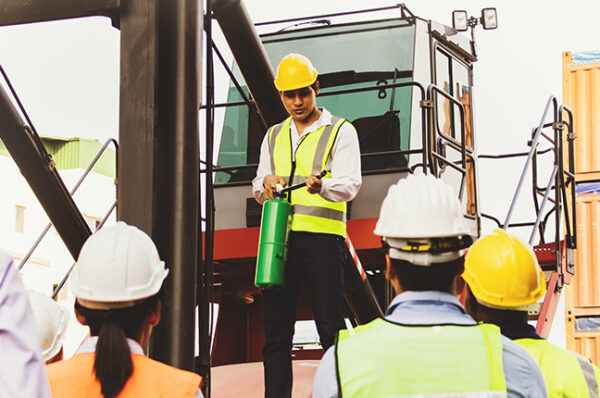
[312,174,547,397]
[252,53,361,397]
[463,229,600,397]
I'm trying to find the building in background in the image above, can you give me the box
[0,136,116,357]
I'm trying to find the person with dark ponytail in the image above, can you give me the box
[46,222,202,398]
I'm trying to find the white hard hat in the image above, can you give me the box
[374,173,470,265]
[70,221,169,310]
[27,291,69,361]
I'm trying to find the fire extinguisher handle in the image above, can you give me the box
[278,169,329,196]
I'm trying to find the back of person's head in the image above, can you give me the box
[388,257,464,293]
[374,173,472,293]
[27,290,69,364]
[70,221,169,398]
[462,229,546,317]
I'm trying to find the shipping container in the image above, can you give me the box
[574,331,600,366]
[573,193,600,309]
[563,51,600,362]
[562,51,600,181]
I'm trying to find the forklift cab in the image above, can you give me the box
[213,6,479,242]
[208,5,481,366]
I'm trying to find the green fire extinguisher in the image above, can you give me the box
[254,194,291,289]
[255,170,327,289]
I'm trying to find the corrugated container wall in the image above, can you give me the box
[562,52,600,180]
[573,194,600,308]
[563,50,600,365]
[575,333,600,363]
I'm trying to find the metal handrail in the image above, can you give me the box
[484,95,577,283]
[254,4,407,27]
[479,147,554,159]
[18,138,118,270]
[202,149,426,177]
[559,104,576,250]
[51,200,117,299]
[426,83,471,201]
[504,96,557,228]
[203,80,430,180]
[529,166,559,245]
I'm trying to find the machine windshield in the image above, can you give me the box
[215,19,416,184]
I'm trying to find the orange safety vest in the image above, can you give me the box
[47,353,201,398]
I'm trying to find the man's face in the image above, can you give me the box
[280,83,319,122]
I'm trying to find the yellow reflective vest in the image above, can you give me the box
[335,318,507,397]
[516,338,600,398]
[268,116,349,237]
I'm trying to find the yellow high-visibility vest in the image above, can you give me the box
[336,318,507,397]
[517,338,600,398]
[268,116,349,237]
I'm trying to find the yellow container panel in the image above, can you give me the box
[575,332,600,366]
[562,52,600,178]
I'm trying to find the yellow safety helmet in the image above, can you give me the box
[463,229,546,309]
[274,53,318,91]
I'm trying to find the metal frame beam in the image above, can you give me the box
[118,0,200,371]
[0,0,120,27]
[0,84,91,259]
[0,0,201,371]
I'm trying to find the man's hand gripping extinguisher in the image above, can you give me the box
[254,170,328,289]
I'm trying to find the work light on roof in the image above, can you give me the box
[452,10,468,31]
[481,8,498,30]
[451,8,498,34]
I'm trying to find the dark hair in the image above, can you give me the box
[75,295,160,398]
[390,257,464,293]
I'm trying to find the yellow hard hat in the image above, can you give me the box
[463,229,546,309]
[274,53,318,91]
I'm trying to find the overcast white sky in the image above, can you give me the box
[0,0,598,240]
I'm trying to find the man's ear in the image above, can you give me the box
[463,286,479,319]
[385,254,395,281]
[74,306,88,326]
[147,300,162,327]
[313,80,320,96]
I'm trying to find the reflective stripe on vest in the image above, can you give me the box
[46,353,201,398]
[517,338,599,398]
[575,353,600,398]
[335,319,507,397]
[268,116,348,236]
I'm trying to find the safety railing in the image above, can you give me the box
[479,96,577,281]
[51,200,116,299]
[427,84,473,200]
[18,138,119,271]
[423,83,480,229]
[200,80,432,183]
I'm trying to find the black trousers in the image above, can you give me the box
[262,231,347,398]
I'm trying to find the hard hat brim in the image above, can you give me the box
[274,72,318,92]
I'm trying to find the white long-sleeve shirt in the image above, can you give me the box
[0,252,51,398]
[252,108,362,204]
